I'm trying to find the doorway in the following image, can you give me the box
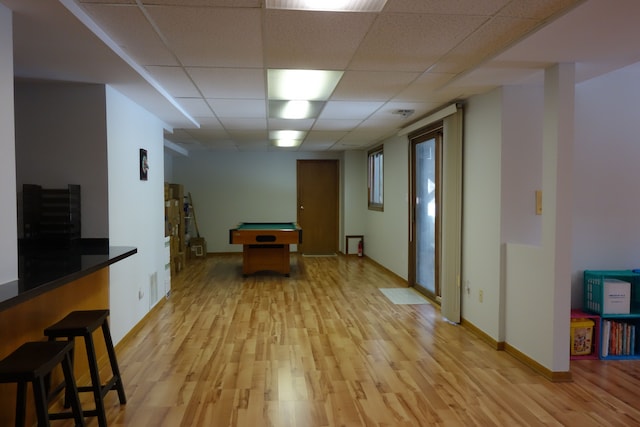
[296,160,339,255]
[409,125,443,301]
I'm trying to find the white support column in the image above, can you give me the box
[543,63,575,373]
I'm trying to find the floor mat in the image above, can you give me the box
[379,288,430,305]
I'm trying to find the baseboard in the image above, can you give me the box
[114,296,168,354]
[460,318,503,350]
[503,343,572,382]
[362,256,410,285]
[461,318,572,382]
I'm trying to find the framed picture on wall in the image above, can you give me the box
[140,148,149,181]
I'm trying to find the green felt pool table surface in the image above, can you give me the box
[235,222,299,230]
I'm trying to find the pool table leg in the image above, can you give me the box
[242,244,291,276]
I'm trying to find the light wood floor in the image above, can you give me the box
[57,254,640,426]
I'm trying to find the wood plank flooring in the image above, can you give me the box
[55,254,640,426]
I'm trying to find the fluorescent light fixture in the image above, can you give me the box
[270,129,306,147]
[274,139,302,148]
[283,100,311,119]
[269,100,325,119]
[268,69,343,101]
[266,0,387,12]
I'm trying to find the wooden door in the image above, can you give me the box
[297,160,339,255]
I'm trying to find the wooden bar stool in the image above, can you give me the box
[44,310,126,427]
[0,340,85,427]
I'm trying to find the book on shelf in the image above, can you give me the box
[602,319,636,357]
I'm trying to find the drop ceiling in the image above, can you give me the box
[4,0,640,153]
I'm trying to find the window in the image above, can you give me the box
[368,145,383,211]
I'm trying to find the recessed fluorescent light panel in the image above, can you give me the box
[270,130,306,147]
[268,69,343,101]
[266,0,387,12]
[269,100,325,119]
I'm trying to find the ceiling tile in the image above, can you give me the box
[331,70,420,101]
[392,72,455,101]
[191,116,225,129]
[219,118,268,131]
[305,130,349,142]
[226,130,269,142]
[383,0,509,15]
[237,141,269,152]
[371,101,435,122]
[80,0,135,4]
[81,3,178,66]
[146,6,263,67]
[176,98,214,117]
[438,16,540,75]
[145,66,200,97]
[342,127,394,143]
[319,101,385,120]
[207,99,267,118]
[140,0,261,6]
[185,127,231,140]
[187,67,265,98]
[298,140,335,151]
[312,119,364,131]
[263,10,376,69]
[499,0,583,19]
[349,13,487,72]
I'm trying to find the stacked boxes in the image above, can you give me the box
[190,237,207,259]
[164,183,186,274]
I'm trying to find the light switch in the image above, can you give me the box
[535,190,542,215]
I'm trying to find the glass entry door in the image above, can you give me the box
[410,127,442,300]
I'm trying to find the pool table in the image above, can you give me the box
[229,222,302,276]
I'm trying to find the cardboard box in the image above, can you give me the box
[570,318,594,356]
[190,237,207,258]
[603,278,631,314]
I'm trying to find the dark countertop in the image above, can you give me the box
[0,239,137,312]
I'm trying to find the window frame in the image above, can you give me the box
[367,145,384,211]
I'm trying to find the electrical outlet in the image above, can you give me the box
[138,288,144,300]
[479,289,483,303]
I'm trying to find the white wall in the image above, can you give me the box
[342,150,367,253]
[172,150,343,253]
[14,82,109,238]
[164,149,175,183]
[106,86,167,344]
[363,135,409,279]
[0,4,17,284]
[501,86,544,245]
[461,66,575,373]
[573,62,640,306]
[461,89,503,339]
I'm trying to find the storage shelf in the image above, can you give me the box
[582,270,640,360]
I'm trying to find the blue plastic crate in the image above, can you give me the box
[583,270,640,315]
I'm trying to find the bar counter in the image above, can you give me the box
[0,240,136,311]
[0,239,137,426]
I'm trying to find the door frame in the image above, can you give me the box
[408,123,443,301]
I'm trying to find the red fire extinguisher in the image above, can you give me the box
[357,239,363,257]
